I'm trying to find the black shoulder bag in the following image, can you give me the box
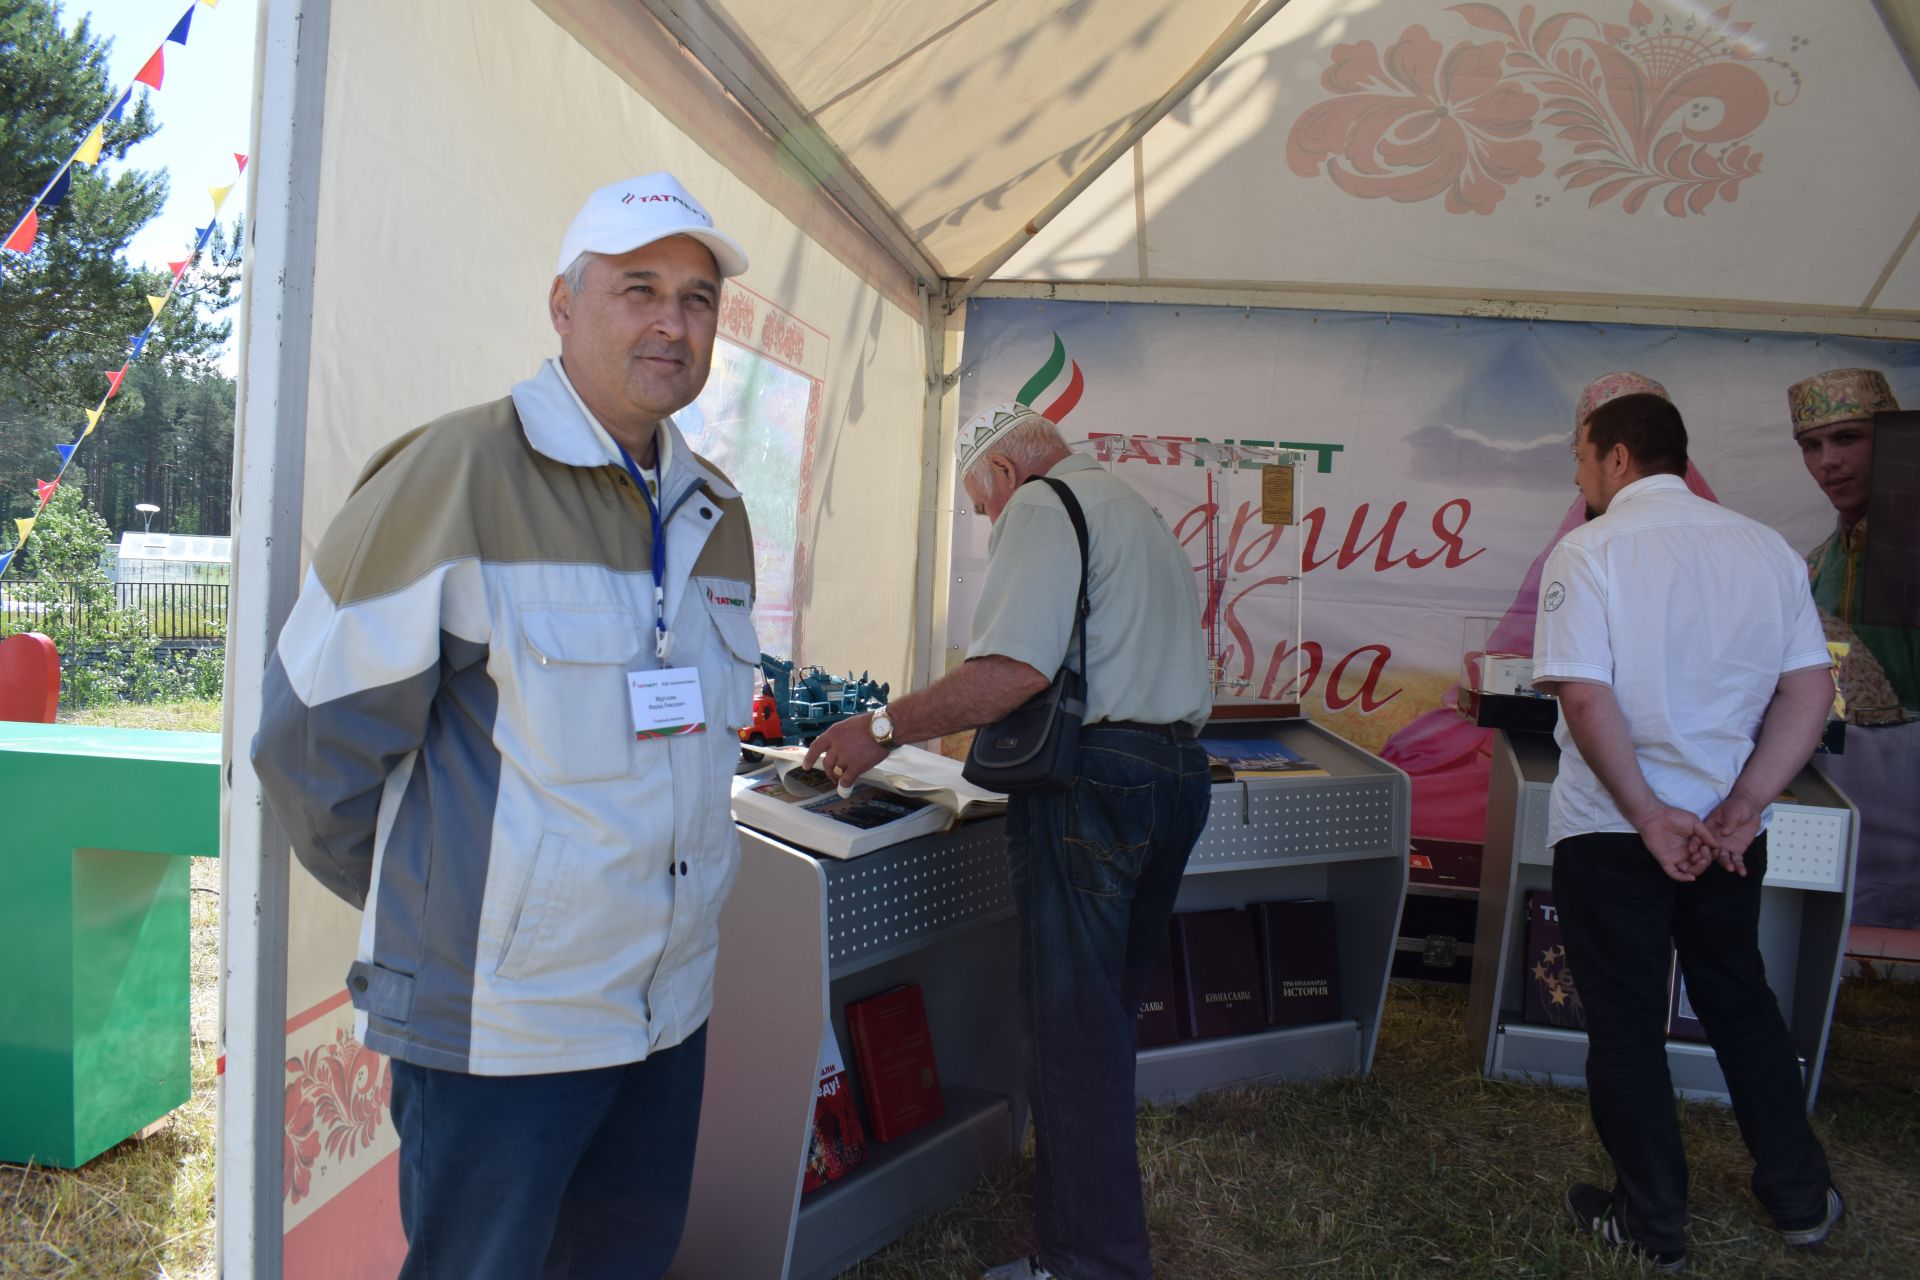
[962,476,1090,794]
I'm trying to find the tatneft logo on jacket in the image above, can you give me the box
[554,170,750,279]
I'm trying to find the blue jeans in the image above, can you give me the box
[388,1024,708,1280]
[1007,726,1212,1280]
[1553,835,1830,1254]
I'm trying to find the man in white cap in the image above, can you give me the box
[807,402,1213,1280]
[252,173,758,1278]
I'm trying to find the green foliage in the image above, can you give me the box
[0,487,223,707]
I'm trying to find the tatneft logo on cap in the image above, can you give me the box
[619,190,709,224]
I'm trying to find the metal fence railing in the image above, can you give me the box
[0,580,228,640]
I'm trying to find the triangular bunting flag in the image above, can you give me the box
[209,183,233,212]
[108,90,130,123]
[129,332,149,360]
[234,153,248,173]
[55,443,75,465]
[43,166,73,210]
[135,47,165,89]
[85,408,102,434]
[104,367,126,398]
[196,221,216,245]
[76,125,105,166]
[148,294,167,317]
[36,480,58,504]
[14,517,36,544]
[4,210,37,254]
[168,259,188,279]
[0,551,12,575]
[168,7,194,45]
[203,0,219,7]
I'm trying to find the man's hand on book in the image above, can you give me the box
[805,715,888,791]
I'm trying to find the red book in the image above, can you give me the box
[802,1023,868,1193]
[844,985,945,1144]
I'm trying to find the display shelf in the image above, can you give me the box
[791,1088,1012,1280]
[1148,719,1409,1098]
[1467,730,1856,1111]
[678,826,1025,1280]
[1137,1020,1361,1102]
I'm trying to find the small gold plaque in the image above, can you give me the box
[1261,464,1295,525]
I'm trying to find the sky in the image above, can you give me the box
[62,0,258,287]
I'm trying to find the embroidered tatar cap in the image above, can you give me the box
[555,171,749,279]
[957,402,1050,476]
[1576,371,1669,425]
[1788,367,1899,437]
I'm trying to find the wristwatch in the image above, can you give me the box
[869,706,897,748]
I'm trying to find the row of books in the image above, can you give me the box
[805,984,945,1195]
[1138,900,1342,1047]
[1522,890,1707,1042]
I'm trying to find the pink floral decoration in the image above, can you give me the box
[1287,2,1799,216]
[283,1028,394,1205]
[1287,26,1546,214]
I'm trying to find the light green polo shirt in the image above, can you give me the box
[967,453,1211,729]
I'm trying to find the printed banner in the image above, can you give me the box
[954,298,1920,926]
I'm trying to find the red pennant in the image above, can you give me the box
[36,480,58,504]
[104,367,127,398]
[235,153,249,174]
[135,47,165,89]
[3,210,37,254]
[168,259,189,279]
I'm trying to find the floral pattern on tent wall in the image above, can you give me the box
[1285,2,1802,216]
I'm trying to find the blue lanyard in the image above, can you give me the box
[617,443,669,661]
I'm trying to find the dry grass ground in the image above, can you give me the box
[849,977,1920,1280]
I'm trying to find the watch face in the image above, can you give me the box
[872,709,893,740]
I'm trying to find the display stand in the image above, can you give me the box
[1143,720,1409,1102]
[1468,729,1857,1109]
[676,820,1026,1280]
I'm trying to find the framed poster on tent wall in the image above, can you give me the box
[274,286,829,1280]
[951,296,1920,923]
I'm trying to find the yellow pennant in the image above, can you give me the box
[201,0,217,6]
[75,126,105,167]
[148,295,167,317]
[209,183,233,213]
[14,517,35,544]
[85,408,103,436]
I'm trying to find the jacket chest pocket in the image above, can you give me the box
[695,578,760,731]
[516,606,640,784]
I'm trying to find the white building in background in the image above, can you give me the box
[109,531,232,584]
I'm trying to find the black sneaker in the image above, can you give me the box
[1566,1182,1686,1273]
[1778,1186,1845,1247]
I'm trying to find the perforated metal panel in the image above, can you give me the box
[1517,783,1555,867]
[1763,804,1849,892]
[822,822,1014,973]
[1187,778,1398,869]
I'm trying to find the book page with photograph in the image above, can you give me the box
[1197,737,1329,780]
[742,743,1007,818]
[732,764,951,858]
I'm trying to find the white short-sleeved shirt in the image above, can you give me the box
[1532,474,1829,846]
[967,453,1211,729]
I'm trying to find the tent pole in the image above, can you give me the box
[947,0,1294,309]
[219,0,331,1274]
[910,284,955,692]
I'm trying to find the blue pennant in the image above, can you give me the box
[129,332,149,359]
[43,166,73,210]
[55,443,75,465]
[197,221,217,245]
[0,551,11,575]
[108,90,130,123]
[167,6,193,46]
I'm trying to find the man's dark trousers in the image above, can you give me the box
[388,1023,708,1279]
[1007,725,1212,1280]
[1553,833,1830,1253]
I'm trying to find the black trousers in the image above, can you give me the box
[1552,833,1830,1253]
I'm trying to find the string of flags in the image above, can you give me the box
[2,0,223,260]
[0,153,246,582]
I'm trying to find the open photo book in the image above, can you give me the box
[732,744,1007,859]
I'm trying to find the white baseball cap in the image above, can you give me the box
[555,172,749,279]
